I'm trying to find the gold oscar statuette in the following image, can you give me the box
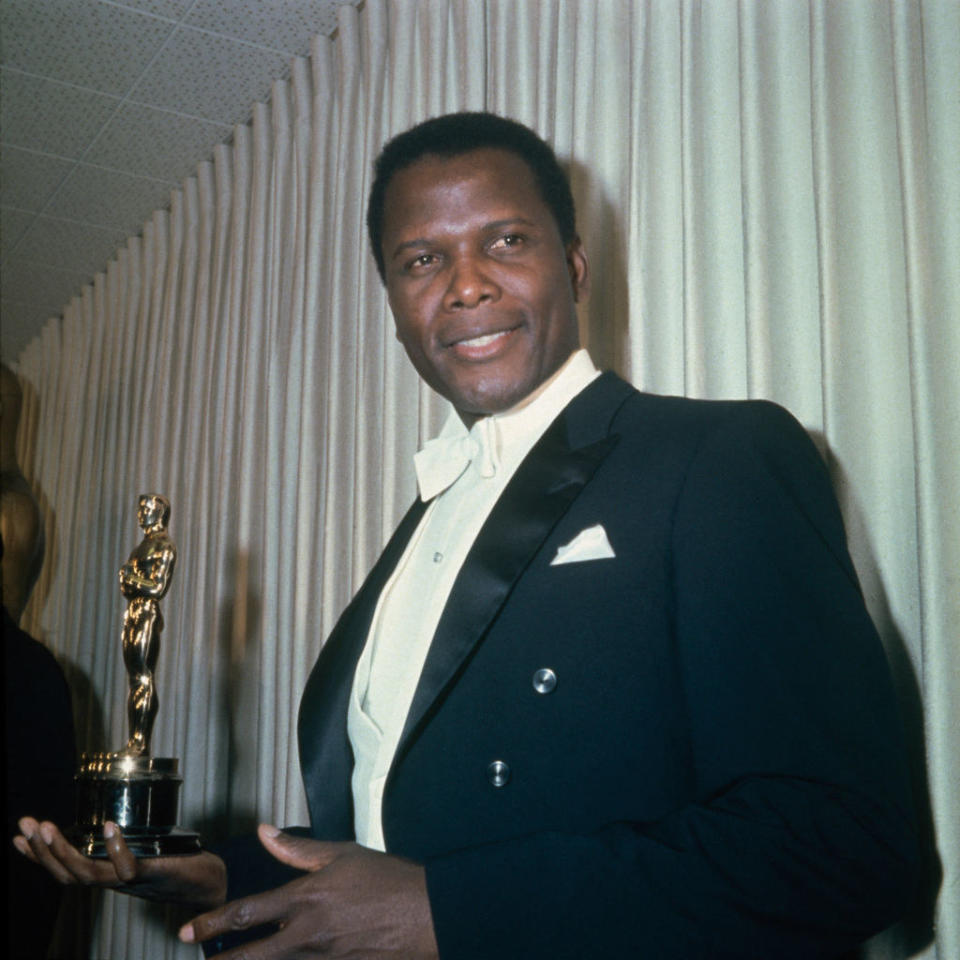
[70,495,201,857]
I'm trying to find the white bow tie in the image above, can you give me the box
[414,418,499,501]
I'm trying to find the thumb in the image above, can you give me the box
[257,824,341,872]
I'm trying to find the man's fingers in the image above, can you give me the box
[12,834,34,860]
[14,818,42,864]
[18,819,133,890]
[102,822,139,883]
[256,824,344,872]
[180,886,287,946]
[18,819,88,886]
[20,819,76,884]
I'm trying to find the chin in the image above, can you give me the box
[455,387,528,419]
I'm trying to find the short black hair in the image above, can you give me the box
[366,111,577,282]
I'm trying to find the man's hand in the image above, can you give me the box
[13,817,227,909]
[180,825,439,959]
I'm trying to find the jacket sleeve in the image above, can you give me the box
[423,401,918,960]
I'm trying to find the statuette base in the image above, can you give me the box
[71,753,201,859]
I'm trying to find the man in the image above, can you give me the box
[16,113,917,959]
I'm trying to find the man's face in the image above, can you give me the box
[381,148,588,421]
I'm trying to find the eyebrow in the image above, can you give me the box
[389,217,539,261]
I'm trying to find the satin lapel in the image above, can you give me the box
[394,373,633,764]
[298,497,428,833]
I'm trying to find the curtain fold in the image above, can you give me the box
[11,2,957,957]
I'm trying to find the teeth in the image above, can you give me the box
[460,331,506,347]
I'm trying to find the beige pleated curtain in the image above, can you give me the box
[12,1,958,957]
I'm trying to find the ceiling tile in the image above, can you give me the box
[1,258,89,314]
[45,164,175,234]
[185,0,351,55]
[0,0,355,360]
[85,103,232,182]
[1,271,90,360]
[0,0,176,97]
[0,145,75,212]
[0,68,121,159]
[0,207,37,259]
[130,26,293,123]
[0,298,54,361]
[118,0,195,18]
[14,215,128,276]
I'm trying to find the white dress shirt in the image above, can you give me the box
[347,349,600,850]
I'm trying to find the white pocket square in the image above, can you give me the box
[550,523,616,566]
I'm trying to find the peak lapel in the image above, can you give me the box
[394,373,633,765]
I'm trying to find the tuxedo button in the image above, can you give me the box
[487,760,511,787]
[532,668,557,694]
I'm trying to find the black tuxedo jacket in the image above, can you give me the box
[221,374,916,959]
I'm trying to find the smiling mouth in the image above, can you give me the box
[458,331,508,347]
[447,325,521,357]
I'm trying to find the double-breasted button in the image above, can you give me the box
[487,760,510,787]
[532,667,557,694]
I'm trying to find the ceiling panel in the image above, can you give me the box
[85,103,232,182]
[120,0,196,17]
[0,208,36,260]
[0,0,359,362]
[45,164,177,233]
[1,260,91,316]
[184,0,345,52]
[129,26,294,123]
[0,0,177,96]
[15,216,130,276]
[0,69,121,158]
[0,145,75,211]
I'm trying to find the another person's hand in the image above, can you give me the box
[14,817,227,910]
[180,825,438,959]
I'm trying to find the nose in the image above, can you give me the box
[443,256,499,311]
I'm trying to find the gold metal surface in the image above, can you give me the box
[77,754,179,778]
[118,494,176,757]
[70,495,200,857]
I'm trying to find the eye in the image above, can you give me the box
[405,252,439,273]
[489,233,525,252]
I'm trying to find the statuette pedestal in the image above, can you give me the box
[72,753,200,858]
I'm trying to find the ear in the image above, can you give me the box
[566,236,589,304]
